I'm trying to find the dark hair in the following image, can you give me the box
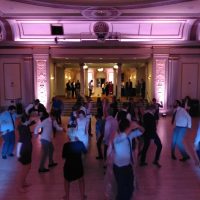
[21,114,29,123]
[8,105,16,111]
[119,118,130,132]
[122,102,129,109]
[152,98,156,102]
[176,100,182,106]
[107,107,113,116]
[41,111,49,120]
[78,110,86,116]
[95,113,102,119]
[34,99,40,104]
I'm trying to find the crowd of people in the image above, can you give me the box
[0,95,200,200]
[66,80,81,99]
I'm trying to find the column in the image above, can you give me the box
[168,57,180,109]
[152,54,169,112]
[117,63,122,99]
[33,54,50,110]
[80,63,85,96]
[84,68,88,96]
[113,68,117,96]
[23,57,34,105]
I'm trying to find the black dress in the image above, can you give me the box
[62,141,87,182]
[18,124,32,165]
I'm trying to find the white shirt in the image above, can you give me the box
[0,111,17,135]
[34,117,63,142]
[112,129,142,167]
[175,107,192,128]
[89,82,93,90]
[194,121,200,150]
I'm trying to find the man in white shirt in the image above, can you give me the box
[34,111,64,173]
[109,119,144,200]
[0,105,17,159]
[171,100,192,161]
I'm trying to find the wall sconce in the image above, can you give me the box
[83,64,88,69]
[133,75,136,79]
[65,75,68,79]
[148,75,151,80]
[50,76,54,80]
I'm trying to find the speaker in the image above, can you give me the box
[51,25,64,35]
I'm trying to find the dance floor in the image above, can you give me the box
[0,116,200,200]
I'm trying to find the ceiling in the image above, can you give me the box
[0,0,200,47]
[7,0,193,8]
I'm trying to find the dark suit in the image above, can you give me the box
[140,112,162,164]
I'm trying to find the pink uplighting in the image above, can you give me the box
[154,58,167,112]
[36,60,48,108]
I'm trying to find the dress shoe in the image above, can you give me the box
[153,161,162,168]
[48,162,58,168]
[171,154,177,160]
[140,162,148,166]
[9,153,14,157]
[2,155,7,159]
[179,156,190,162]
[38,168,49,173]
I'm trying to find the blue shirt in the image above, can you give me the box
[0,111,17,134]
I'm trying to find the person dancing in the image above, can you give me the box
[17,114,35,192]
[62,136,87,200]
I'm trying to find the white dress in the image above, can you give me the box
[75,117,89,148]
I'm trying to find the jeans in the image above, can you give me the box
[39,139,54,169]
[2,131,15,156]
[196,142,200,161]
[113,164,134,200]
[171,126,189,157]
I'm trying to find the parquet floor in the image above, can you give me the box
[0,116,200,200]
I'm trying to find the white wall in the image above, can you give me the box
[179,56,200,100]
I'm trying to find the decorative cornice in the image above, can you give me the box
[9,0,192,9]
[81,7,121,20]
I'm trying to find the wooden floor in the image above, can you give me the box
[0,116,200,200]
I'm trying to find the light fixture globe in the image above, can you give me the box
[93,21,109,41]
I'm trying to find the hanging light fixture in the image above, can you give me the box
[113,64,118,69]
[83,63,88,69]
[97,68,103,72]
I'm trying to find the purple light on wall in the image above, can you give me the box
[154,58,167,112]
[35,60,48,108]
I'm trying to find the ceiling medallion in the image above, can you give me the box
[81,7,121,20]
[93,21,109,41]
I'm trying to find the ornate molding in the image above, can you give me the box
[82,7,121,20]
[33,55,50,108]
[153,56,168,111]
